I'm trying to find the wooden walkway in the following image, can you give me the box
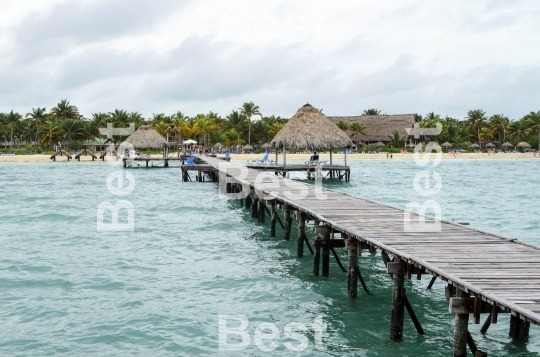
[195,155,538,354]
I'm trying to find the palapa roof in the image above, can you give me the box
[327,114,417,142]
[271,104,353,149]
[517,141,531,148]
[501,142,514,147]
[213,142,224,148]
[441,142,453,147]
[122,125,168,149]
[261,143,271,149]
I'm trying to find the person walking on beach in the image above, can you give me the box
[386,152,389,159]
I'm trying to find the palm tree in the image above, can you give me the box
[524,111,540,149]
[51,99,79,121]
[109,109,130,127]
[336,120,349,131]
[226,111,248,146]
[479,127,494,146]
[62,119,85,149]
[489,114,509,143]
[40,120,62,150]
[195,115,217,147]
[6,110,22,148]
[507,121,528,143]
[26,107,47,144]
[466,109,487,144]
[239,102,261,145]
[349,122,367,145]
[388,130,402,148]
[363,109,381,115]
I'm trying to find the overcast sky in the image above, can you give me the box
[1,0,539,119]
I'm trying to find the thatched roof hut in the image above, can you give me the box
[327,114,418,143]
[122,125,168,149]
[213,142,224,148]
[271,104,352,150]
[502,142,513,147]
[261,143,271,149]
[470,143,481,148]
[441,142,453,147]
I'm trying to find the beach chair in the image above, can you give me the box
[247,152,274,165]
[185,156,196,165]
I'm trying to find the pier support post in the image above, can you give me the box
[450,289,471,357]
[283,205,292,241]
[315,225,331,277]
[346,235,358,298]
[246,193,252,209]
[297,212,306,257]
[270,201,277,237]
[313,237,322,276]
[509,314,530,341]
[258,200,266,224]
[388,256,406,340]
[252,197,259,218]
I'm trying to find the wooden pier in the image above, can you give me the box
[191,155,539,356]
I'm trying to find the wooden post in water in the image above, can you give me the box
[252,197,259,218]
[283,204,292,241]
[258,200,266,223]
[346,235,358,297]
[387,256,406,340]
[313,237,321,276]
[297,211,306,257]
[245,192,252,209]
[449,289,471,357]
[509,314,530,341]
[270,200,277,237]
[315,225,331,277]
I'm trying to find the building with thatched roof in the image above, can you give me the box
[271,104,352,150]
[327,114,418,143]
[122,125,168,149]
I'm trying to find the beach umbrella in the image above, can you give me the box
[183,139,197,144]
[501,142,513,148]
[376,141,385,147]
[484,143,496,148]
[441,142,453,147]
[470,143,481,148]
[261,143,271,149]
[517,141,531,148]
[213,142,224,148]
[243,145,254,150]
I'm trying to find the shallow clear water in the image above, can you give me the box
[0,159,539,356]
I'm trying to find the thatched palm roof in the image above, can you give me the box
[441,142,453,147]
[327,114,417,142]
[470,143,481,148]
[501,142,513,147]
[517,141,531,148]
[122,125,168,149]
[271,104,352,149]
[213,142,224,148]
[261,143,271,149]
[484,143,496,148]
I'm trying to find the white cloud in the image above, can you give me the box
[0,0,539,119]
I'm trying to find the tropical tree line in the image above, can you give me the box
[335,109,540,150]
[0,100,288,151]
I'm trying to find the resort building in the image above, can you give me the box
[327,114,419,144]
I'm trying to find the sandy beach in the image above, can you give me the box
[0,152,538,163]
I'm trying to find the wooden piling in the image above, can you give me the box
[313,237,321,276]
[451,289,470,357]
[321,228,330,277]
[509,314,530,340]
[270,200,277,237]
[284,204,292,241]
[258,200,266,223]
[347,236,358,298]
[245,193,252,209]
[388,256,406,340]
[252,197,259,218]
[297,211,306,257]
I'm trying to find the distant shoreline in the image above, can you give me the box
[1,152,538,163]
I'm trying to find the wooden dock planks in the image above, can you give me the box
[198,155,540,325]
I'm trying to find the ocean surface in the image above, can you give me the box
[1,158,539,356]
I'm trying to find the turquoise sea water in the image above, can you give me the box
[0,159,539,356]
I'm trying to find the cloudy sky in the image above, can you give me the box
[1,0,539,119]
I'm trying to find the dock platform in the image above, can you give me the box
[193,155,539,355]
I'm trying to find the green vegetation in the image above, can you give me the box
[0,100,287,152]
